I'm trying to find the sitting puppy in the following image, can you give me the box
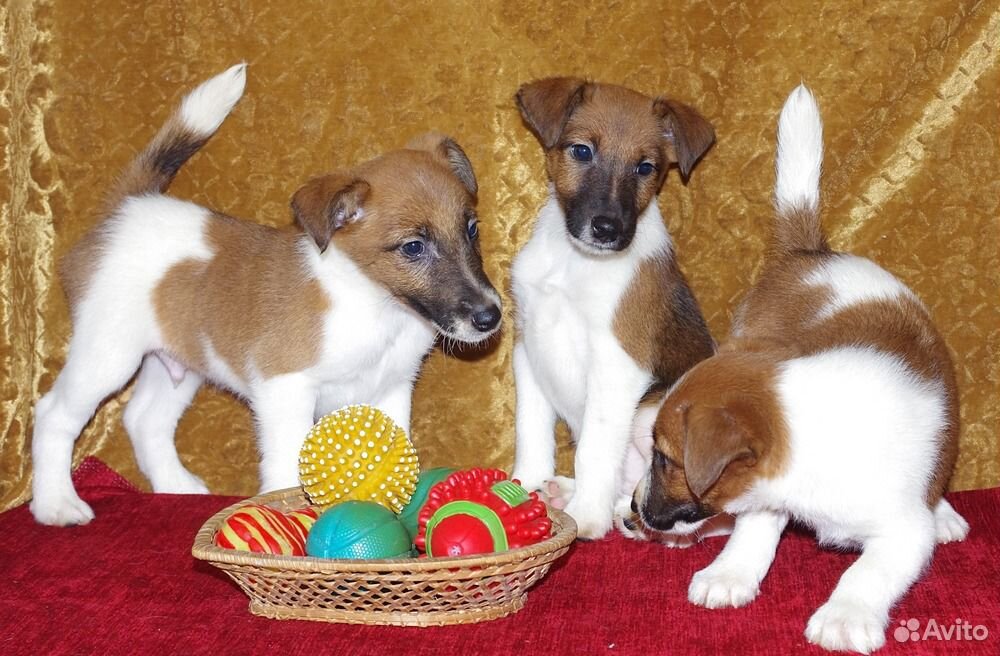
[510,78,716,539]
[31,64,501,526]
[632,85,969,653]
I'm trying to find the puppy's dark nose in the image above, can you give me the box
[471,305,501,332]
[591,216,622,243]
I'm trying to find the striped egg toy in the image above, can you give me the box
[215,504,319,556]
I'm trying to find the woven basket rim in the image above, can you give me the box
[192,486,577,573]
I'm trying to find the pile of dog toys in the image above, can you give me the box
[214,404,552,559]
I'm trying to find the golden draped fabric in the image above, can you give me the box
[2,0,998,511]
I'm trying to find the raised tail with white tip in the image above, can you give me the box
[108,63,247,206]
[772,84,828,254]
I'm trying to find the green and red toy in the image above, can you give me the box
[413,468,551,557]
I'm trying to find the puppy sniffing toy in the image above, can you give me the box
[298,405,419,513]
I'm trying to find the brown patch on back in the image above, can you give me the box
[613,251,715,389]
[808,295,958,505]
[720,249,959,506]
[61,115,211,310]
[154,214,329,381]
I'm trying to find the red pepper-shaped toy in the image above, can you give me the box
[413,468,551,557]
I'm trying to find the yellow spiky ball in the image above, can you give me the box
[298,405,419,513]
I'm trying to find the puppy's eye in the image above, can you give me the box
[570,144,593,162]
[653,450,667,469]
[467,219,479,241]
[636,162,656,176]
[400,241,425,258]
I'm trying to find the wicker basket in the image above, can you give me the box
[192,487,577,626]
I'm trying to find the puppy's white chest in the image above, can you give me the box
[516,265,594,424]
[513,197,663,429]
[308,247,435,415]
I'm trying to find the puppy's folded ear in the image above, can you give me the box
[291,174,371,253]
[653,98,715,181]
[406,132,478,198]
[683,405,754,499]
[515,77,589,150]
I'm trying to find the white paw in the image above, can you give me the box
[538,476,575,510]
[688,564,761,608]
[562,489,614,540]
[566,503,613,540]
[614,495,649,541]
[152,468,209,495]
[511,467,551,496]
[806,600,886,654]
[30,490,95,526]
[934,501,969,544]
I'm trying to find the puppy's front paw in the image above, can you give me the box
[614,496,649,541]
[511,467,550,495]
[688,564,761,608]
[806,600,886,654]
[537,476,575,510]
[565,498,613,540]
[30,490,95,526]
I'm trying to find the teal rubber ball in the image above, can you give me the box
[398,467,457,539]
[306,501,413,559]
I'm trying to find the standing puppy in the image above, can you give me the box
[633,86,969,653]
[511,78,716,539]
[31,65,501,526]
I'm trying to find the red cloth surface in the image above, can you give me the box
[1,458,997,656]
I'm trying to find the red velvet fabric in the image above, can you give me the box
[1,458,997,655]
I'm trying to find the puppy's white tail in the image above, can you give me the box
[108,63,247,206]
[772,84,827,254]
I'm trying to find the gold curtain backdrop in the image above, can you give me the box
[2,0,998,510]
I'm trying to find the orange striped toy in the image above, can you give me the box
[214,504,319,556]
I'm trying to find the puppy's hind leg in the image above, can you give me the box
[30,328,146,525]
[933,498,969,544]
[123,353,207,494]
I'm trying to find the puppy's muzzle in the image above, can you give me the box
[640,499,710,532]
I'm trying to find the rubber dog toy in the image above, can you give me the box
[305,500,414,559]
[414,468,552,556]
[215,504,318,556]
[298,405,419,513]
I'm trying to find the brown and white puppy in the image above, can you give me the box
[31,64,501,526]
[632,86,969,653]
[510,77,716,539]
